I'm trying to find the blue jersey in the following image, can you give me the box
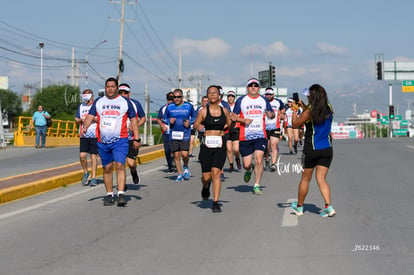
[127,97,145,140]
[163,101,196,141]
[304,106,333,151]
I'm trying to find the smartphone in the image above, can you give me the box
[292,92,299,103]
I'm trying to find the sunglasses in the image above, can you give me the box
[173,96,183,98]
[247,83,259,88]
[227,95,235,97]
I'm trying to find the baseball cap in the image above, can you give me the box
[119,83,130,92]
[246,78,260,87]
[302,88,310,96]
[264,87,274,95]
[227,91,236,97]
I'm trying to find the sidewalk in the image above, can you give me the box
[0,144,165,204]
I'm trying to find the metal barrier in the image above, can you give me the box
[14,116,80,147]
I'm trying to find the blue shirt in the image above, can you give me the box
[32,111,50,126]
[163,101,196,141]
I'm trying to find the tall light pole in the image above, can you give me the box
[85,39,107,88]
[39,42,44,92]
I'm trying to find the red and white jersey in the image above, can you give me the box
[76,102,97,138]
[265,98,284,130]
[89,95,137,143]
[233,94,273,141]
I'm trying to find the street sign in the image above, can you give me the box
[402,80,414,92]
[393,129,408,136]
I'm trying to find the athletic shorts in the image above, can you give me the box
[97,138,129,167]
[169,140,190,153]
[303,147,333,169]
[239,138,268,157]
[127,140,139,159]
[198,140,227,173]
[191,129,196,135]
[80,138,98,154]
[266,129,281,139]
[229,128,240,141]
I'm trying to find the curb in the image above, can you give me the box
[0,149,165,204]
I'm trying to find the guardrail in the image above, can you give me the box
[14,116,80,147]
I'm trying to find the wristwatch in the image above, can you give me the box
[133,138,141,142]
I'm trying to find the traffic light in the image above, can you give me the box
[269,65,276,86]
[376,61,383,80]
[389,105,394,119]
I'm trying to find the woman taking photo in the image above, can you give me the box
[193,85,233,213]
[290,84,336,218]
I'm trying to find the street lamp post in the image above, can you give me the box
[85,40,107,88]
[39,42,44,92]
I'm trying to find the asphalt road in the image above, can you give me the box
[0,138,413,275]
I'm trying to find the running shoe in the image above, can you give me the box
[201,182,211,200]
[103,195,115,206]
[270,164,276,172]
[294,145,298,154]
[167,168,174,174]
[253,185,263,195]
[212,201,222,213]
[89,178,97,187]
[236,158,242,170]
[289,151,294,155]
[291,201,303,216]
[117,194,127,207]
[131,170,140,185]
[229,164,234,173]
[81,172,90,186]
[220,172,225,181]
[320,205,336,218]
[183,167,191,180]
[243,164,255,183]
[176,174,184,182]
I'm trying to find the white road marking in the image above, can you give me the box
[0,166,163,221]
[407,145,414,151]
[281,198,298,227]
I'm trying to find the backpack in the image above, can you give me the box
[46,116,52,127]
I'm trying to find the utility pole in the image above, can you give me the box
[39,42,44,92]
[178,50,182,89]
[110,0,136,83]
[0,94,5,147]
[143,84,148,145]
[24,84,34,107]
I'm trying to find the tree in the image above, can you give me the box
[0,89,23,128]
[30,85,80,120]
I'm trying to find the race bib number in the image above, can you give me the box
[205,135,222,148]
[102,117,117,130]
[171,131,184,140]
[249,118,263,131]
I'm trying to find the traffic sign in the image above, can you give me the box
[402,80,414,92]
[393,129,408,136]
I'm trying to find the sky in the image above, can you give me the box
[1,0,414,120]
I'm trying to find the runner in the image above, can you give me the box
[119,83,146,186]
[226,90,241,172]
[232,78,274,195]
[193,85,233,212]
[263,87,285,172]
[162,88,197,182]
[285,98,300,154]
[75,89,98,187]
[82,77,140,207]
[157,92,175,174]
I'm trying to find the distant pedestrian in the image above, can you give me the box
[285,98,300,154]
[157,92,175,173]
[119,83,146,186]
[31,105,50,148]
[290,84,336,217]
[75,89,98,186]
[232,78,275,195]
[193,85,233,212]
[162,88,196,182]
[82,77,140,207]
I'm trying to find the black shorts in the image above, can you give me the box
[229,128,240,141]
[80,138,98,154]
[266,129,281,139]
[127,140,140,159]
[169,140,190,153]
[303,147,333,169]
[191,129,196,135]
[198,143,227,173]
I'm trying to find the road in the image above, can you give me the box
[0,138,413,275]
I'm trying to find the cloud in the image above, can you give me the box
[313,43,348,57]
[172,38,230,59]
[241,41,301,58]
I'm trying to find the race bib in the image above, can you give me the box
[102,117,117,130]
[171,131,184,140]
[249,118,263,130]
[205,135,222,148]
